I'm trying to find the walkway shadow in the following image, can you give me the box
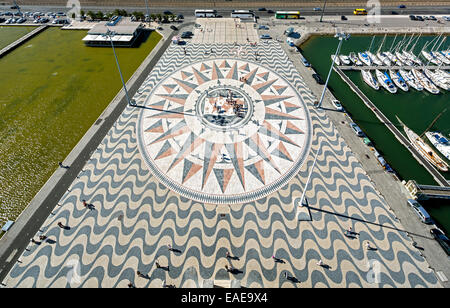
[286,276,300,284]
[308,206,433,240]
[135,104,196,117]
[169,248,183,255]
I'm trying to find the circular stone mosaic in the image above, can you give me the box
[137,59,312,204]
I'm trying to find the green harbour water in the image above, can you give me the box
[301,34,450,233]
[0,26,36,50]
[0,27,161,226]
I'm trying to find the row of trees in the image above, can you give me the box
[82,9,179,22]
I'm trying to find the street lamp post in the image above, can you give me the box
[103,29,135,107]
[144,0,150,26]
[316,32,349,109]
[319,0,328,23]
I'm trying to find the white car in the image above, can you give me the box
[332,100,344,111]
[444,16,450,21]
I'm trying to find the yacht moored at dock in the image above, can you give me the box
[349,52,363,66]
[397,116,449,172]
[424,69,449,91]
[377,51,392,66]
[358,52,372,66]
[399,69,423,91]
[361,69,380,90]
[376,69,397,93]
[367,51,382,66]
[389,69,409,92]
[339,54,351,65]
[425,131,450,161]
[331,54,341,66]
[412,69,440,94]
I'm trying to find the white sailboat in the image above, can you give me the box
[424,69,449,91]
[358,52,372,66]
[361,69,380,90]
[349,52,363,66]
[339,54,351,65]
[389,69,409,92]
[397,116,449,172]
[395,51,415,66]
[399,69,423,91]
[375,69,397,93]
[425,132,450,161]
[412,69,440,94]
[331,54,341,65]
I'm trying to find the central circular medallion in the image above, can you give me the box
[196,86,252,130]
[137,59,312,204]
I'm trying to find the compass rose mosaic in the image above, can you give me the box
[137,59,312,204]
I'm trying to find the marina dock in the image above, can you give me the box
[333,65,450,187]
[0,25,48,58]
[339,65,450,71]
[407,180,450,200]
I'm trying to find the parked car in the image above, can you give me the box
[163,10,172,15]
[267,10,274,14]
[430,228,450,255]
[444,16,450,21]
[416,16,424,21]
[391,11,398,15]
[181,31,192,38]
[313,7,322,11]
[350,123,364,137]
[409,15,416,20]
[258,8,266,11]
[429,15,437,21]
[332,100,344,111]
[0,17,5,23]
[301,58,310,67]
[260,34,271,39]
[398,5,406,8]
[177,14,184,19]
[312,73,325,85]
[407,199,432,224]
[341,15,347,20]
[170,25,178,31]
[284,27,294,36]
[258,25,269,30]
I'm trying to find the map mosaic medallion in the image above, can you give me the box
[137,59,312,204]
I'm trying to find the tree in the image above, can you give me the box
[96,11,104,20]
[150,14,156,22]
[87,11,95,20]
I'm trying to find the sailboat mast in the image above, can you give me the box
[389,34,398,52]
[368,36,375,52]
[377,34,386,53]
[410,33,421,53]
[420,108,447,138]
[404,33,415,51]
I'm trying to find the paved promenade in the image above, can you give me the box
[1,24,440,287]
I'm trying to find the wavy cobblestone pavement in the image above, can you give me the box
[3,40,440,288]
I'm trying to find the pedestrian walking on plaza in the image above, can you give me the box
[127,281,134,288]
[226,251,230,258]
[31,239,38,244]
[137,271,146,278]
[39,235,47,241]
[82,200,88,208]
[57,222,64,228]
